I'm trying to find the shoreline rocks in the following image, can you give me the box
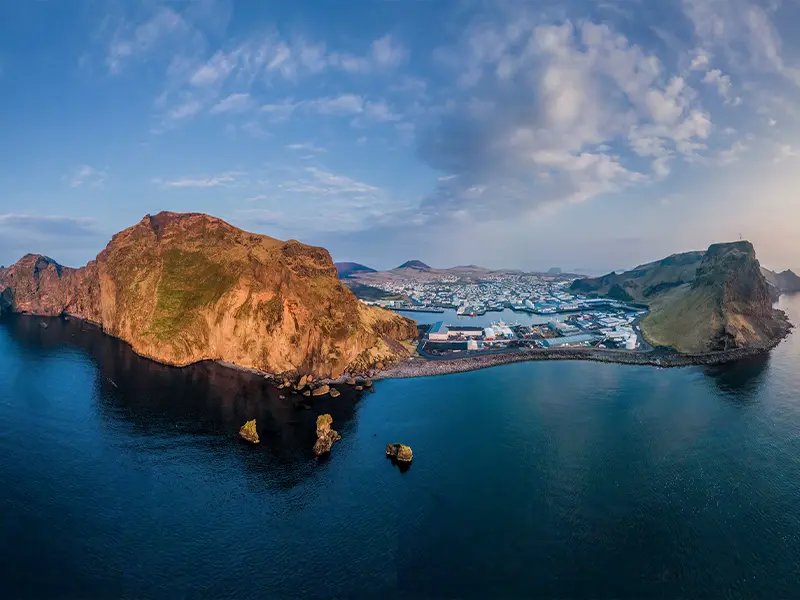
[373,336,793,381]
[239,419,260,444]
[311,384,330,397]
[313,414,341,456]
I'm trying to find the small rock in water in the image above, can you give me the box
[296,375,308,391]
[386,443,413,463]
[313,414,341,456]
[40,321,48,329]
[239,419,260,444]
[329,388,341,398]
[311,384,330,397]
[303,390,311,397]
[355,385,363,391]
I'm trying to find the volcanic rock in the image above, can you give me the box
[0,213,417,377]
[313,414,341,456]
[386,443,413,463]
[239,419,260,444]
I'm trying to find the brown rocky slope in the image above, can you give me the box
[0,212,417,377]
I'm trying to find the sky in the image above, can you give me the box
[1,0,800,274]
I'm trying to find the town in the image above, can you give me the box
[357,271,649,356]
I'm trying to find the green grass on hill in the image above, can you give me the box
[148,249,236,340]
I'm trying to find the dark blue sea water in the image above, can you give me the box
[2,296,800,599]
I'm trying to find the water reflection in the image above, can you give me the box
[702,354,770,403]
[1,314,365,488]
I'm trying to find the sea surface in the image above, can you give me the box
[2,297,800,599]
[396,307,553,326]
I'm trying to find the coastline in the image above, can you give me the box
[373,338,791,380]
[2,312,792,384]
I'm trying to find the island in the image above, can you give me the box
[0,212,417,378]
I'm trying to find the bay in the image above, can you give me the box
[2,296,800,599]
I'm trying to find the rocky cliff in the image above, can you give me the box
[761,266,800,298]
[571,241,791,353]
[0,212,417,377]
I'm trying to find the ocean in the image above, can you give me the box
[1,296,800,599]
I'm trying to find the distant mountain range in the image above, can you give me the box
[570,241,791,353]
[761,267,800,296]
[334,262,376,279]
[396,260,431,270]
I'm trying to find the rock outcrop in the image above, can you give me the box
[239,419,260,444]
[0,212,417,377]
[386,443,413,463]
[313,414,341,456]
[311,384,330,396]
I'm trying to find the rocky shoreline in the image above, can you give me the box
[373,336,792,380]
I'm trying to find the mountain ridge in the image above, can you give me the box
[335,262,376,279]
[0,212,417,377]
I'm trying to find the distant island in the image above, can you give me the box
[0,212,417,378]
[569,241,791,353]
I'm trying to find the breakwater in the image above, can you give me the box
[375,343,789,379]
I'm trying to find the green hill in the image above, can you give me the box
[571,242,791,353]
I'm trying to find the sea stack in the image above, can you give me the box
[386,443,413,463]
[239,419,260,444]
[313,414,341,456]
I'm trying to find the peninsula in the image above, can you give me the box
[0,212,417,378]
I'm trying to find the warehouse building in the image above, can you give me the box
[428,321,450,341]
[540,334,600,348]
[447,325,484,338]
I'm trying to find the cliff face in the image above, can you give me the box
[0,213,417,377]
[571,241,791,353]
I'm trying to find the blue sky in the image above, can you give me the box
[1,0,800,273]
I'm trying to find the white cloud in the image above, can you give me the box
[286,142,326,153]
[167,99,203,121]
[107,8,189,74]
[300,167,379,194]
[702,68,734,102]
[419,19,714,220]
[716,140,748,165]
[154,171,244,188]
[66,165,108,188]
[689,49,711,71]
[774,144,799,163]
[309,94,364,115]
[0,214,99,238]
[364,101,401,122]
[260,100,299,122]
[370,34,407,68]
[190,50,237,86]
[209,93,253,115]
